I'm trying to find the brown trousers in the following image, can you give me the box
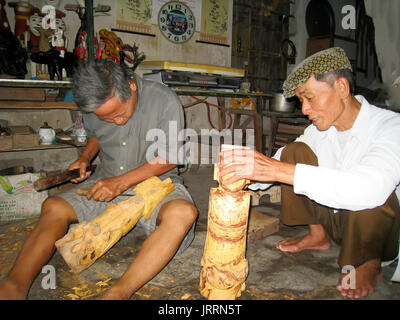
[280,142,400,268]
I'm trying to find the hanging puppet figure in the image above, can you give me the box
[8,0,34,45]
[51,17,67,57]
[27,8,42,53]
[0,0,11,30]
[27,7,42,78]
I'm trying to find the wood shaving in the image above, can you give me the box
[181,293,191,300]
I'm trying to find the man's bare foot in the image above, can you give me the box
[276,224,330,253]
[336,258,383,299]
[0,278,27,300]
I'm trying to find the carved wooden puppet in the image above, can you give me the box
[200,145,251,300]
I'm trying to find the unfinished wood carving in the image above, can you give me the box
[55,176,174,274]
[199,161,251,300]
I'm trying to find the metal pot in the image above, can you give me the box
[270,93,296,113]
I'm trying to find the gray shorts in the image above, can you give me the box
[57,180,196,255]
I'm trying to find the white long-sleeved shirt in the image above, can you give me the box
[251,95,400,212]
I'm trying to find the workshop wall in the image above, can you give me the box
[1,0,234,171]
[4,0,233,68]
[289,0,400,108]
[363,0,400,108]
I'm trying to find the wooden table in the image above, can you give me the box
[262,110,308,156]
[174,89,308,156]
[173,89,272,153]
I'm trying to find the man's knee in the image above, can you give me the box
[281,142,318,165]
[41,196,78,224]
[158,199,198,231]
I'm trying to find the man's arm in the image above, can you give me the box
[218,147,295,186]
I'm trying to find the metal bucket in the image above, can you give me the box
[270,92,296,113]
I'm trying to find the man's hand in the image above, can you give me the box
[68,137,99,183]
[68,156,92,183]
[218,146,295,186]
[85,176,128,202]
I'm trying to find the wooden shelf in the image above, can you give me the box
[0,80,80,152]
[0,142,84,153]
[174,88,272,99]
[0,101,77,110]
[263,110,306,119]
[0,79,72,89]
[228,107,256,116]
[0,80,76,109]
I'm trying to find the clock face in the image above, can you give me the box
[158,1,195,44]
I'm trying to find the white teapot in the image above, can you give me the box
[38,122,55,145]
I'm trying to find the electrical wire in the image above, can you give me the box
[182,96,233,130]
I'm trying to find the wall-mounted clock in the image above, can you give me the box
[158,1,195,44]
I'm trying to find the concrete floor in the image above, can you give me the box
[1,166,400,300]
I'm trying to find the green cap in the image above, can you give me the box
[282,47,352,98]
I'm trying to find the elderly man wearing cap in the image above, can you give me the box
[219,47,400,299]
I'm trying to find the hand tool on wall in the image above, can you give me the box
[33,165,97,191]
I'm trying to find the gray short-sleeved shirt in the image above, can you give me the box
[82,74,184,185]
[56,75,195,255]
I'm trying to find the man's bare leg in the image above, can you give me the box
[0,197,77,299]
[276,224,330,252]
[336,258,383,299]
[98,199,197,300]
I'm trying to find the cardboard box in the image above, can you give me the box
[0,135,12,151]
[232,98,255,110]
[9,126,39,149]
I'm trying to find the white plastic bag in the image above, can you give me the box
[0,173,48,222]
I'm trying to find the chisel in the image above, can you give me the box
[33,165,97,191]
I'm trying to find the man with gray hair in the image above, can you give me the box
[0,59,197,300]
[219,47,400,299]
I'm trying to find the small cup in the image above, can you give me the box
[76,135,87,143]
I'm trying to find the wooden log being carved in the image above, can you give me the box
[55,176,174,274]
[199,153,251,300]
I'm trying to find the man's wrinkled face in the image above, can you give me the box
[93,81,137,126]
[93,94,135,125]
[295,75,345,131]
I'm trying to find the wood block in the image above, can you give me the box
[250,186,281,206]
[0,135,12,150]
[247,208,279,243]
[55,176,174,273]
[9,126,39,148]
[9,126,33,135]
